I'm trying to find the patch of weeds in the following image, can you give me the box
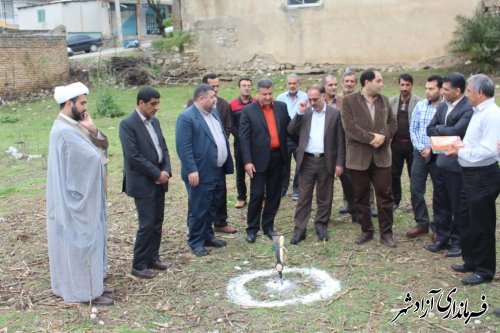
[0,115,19,123]
[152,31,195,53]
[90,69,124,118]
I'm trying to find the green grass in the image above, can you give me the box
[0,71,499,332]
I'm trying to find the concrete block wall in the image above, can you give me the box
[0,33,69,100]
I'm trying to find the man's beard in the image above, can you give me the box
[71,106,84,121]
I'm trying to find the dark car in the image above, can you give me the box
[67,34,103,53]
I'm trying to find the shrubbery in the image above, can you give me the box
[152,30,194,53]
[90,70,124,118]
[449,10,500,67]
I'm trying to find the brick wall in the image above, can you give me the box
[0,33,69,100]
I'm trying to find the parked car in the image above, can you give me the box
[67,34,103,53]
[67,47,74,57]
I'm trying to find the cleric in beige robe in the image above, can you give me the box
[46,82,113,305]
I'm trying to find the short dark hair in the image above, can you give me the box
[306,84,323,94]
[202,73,218,84]
[443,72,466,94]
[257,79,274,90]
[238,77,252,87]
[193,83,214,100]
[137,87,161,105]
[360,68,377,87]
[467,74,495,98]
[399,73,413,84]
[427,75,443,88]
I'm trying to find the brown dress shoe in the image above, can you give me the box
[148,260,172,270]
[406,226,429,238]
[235,200,247,209]
[380,233,396,247]
[214,225,237,234]
[90,295,114,306]
[131,268,155,279]
[355,232,373,245]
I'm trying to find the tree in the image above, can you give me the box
[146,0,167,37]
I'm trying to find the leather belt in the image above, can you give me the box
[393,139,411,144]
[305,152,324,158]
[460,163,498,172]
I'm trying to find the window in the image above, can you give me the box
[37,9,45,23]
[287,0,321,7]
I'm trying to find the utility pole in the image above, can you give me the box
[114,0,123,46]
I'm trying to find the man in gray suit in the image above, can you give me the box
[389,74,422,210]
[287,85,345,244]
[341,69,397,247]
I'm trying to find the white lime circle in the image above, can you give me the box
[227,267,341,308]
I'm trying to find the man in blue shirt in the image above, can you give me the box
[276,73,308,200]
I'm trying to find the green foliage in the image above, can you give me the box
[89,70,125,118]
[152,31,195,53]
[0,115,19,123]
[449,10,500,65]
[162,17,173,28]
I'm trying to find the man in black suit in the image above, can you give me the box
[287,84,345,244]
[239,79,290,243]
[119,87,172,279]
[426,72,473,257]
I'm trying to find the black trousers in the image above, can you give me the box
[234,138,247,201]
[281,138,299,196]
[458,163,499,280]
[247,151,284,234]
[133,185,165,270]
[433,168,462,246]
[391,142,413,205]
[339,169,355,210]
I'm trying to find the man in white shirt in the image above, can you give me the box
[446,74,500,286]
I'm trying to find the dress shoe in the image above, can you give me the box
[370,208,378,217]
[445,245,462,257]
[290,232,306,245]
[380,233,396,247]
[264,230,277,240]
[235,200,247,209]
[462,273,491,286]
[131,268,155,279]
[493,308,500,317]
[432,231,437,242]
[406,226,429,238]
[214,225,237,234]
[148,260,172,270]
[339,206,350,214]
[425,240,447,253]
[355,232,373,245]
[316,231,329,241]
[451,263,474,273]
[246,233,256,243]
[89,295,114,306]
[191,247,209,257]
[204,238,227,248]
[103,287,115,294]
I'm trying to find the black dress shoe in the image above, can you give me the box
[191,247,209,257]
[246,233,256,243]
[425,240,448,252]
[205,238,227,248]
[355,232,373,245]
[103,287,115,294]
[370,208,378,217]
[264,230,277,240]
[148,260,172,270]
[316,231,329,241]
[380,233,396,247]
[131,268,155,279]
[339,206,350,214]
[290,233,306,245]
[451,263,474,273]
[445,245,462,257]
[462,273,491,286]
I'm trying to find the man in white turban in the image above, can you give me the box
[47,82,113,305]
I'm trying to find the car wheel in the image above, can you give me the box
[90,44,98,52]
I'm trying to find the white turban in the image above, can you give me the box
[54,82,89,104]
